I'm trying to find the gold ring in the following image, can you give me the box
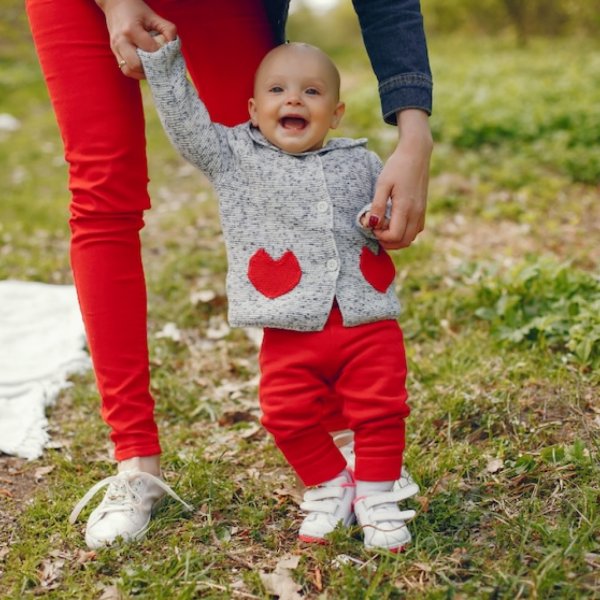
[118,59,127,69]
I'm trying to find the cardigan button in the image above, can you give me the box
[317,201,328,213]
[326,259,338,271]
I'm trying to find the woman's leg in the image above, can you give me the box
[26,0,160,461]
[156,0,275,126]
[27,0,276,548]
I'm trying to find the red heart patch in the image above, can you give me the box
[247,249,302,298]
[360,245,396,293]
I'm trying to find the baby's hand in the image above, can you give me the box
[150,32,168,48]
[360,212,389,230]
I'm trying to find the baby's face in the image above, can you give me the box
[248,44,345,154]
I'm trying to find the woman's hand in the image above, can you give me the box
[367,109,433,250]
[96,0,177,79]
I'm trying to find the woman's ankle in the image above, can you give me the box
[118,454,161,476]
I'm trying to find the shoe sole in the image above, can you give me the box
[85,514,152,550]
[298,514,356,545]
[298,534,329,544]
[365,543,407,553]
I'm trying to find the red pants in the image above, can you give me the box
[26,0,276,460]
[260,308,410,486]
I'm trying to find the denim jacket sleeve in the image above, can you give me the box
[351,0,433,123]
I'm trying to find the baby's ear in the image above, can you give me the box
[248,98,258,126]
[330,101,345,129]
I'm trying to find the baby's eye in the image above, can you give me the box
[269,86,284,93]
[305,88,320,95]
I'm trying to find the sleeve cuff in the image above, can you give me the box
[379,73,433,124]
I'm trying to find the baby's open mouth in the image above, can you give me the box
[280,116,308,130]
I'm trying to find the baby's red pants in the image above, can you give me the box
[259,307,410,486]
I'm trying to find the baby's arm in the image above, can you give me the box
[137,37,231,179]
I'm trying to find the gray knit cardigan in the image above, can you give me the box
[139,40,400,332]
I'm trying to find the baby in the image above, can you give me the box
[139,39,418,551]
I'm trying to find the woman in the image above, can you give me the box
[26,0,433,548]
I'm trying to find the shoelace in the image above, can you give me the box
[69,471,193,524]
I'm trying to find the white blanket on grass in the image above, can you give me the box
[0,281,90,459]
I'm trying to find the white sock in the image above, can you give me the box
[356,480,394,497]
[322,469,351,487]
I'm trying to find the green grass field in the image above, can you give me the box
[1,6,599,599]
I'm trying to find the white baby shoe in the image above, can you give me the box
[354,487,417,552]
[298,469,356,543]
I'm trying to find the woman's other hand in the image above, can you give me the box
[368,109,433,250]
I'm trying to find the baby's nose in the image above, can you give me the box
[285,92,302,104]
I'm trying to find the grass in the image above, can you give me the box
[1,7,599,599]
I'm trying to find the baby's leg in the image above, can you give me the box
[334,319,415,551]
[259,325,355,543]
[259,328,347,486]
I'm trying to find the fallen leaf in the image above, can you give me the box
[0,113,21,132]
[244,327,263,348]
[76,549,96,564]
[98,584,122,600]
[190,289,216,304]
[414,562,432,573]
[416,495,429,512]
[155,322,182,342]
[34,465,55,482]
[239,424,263,440]
[206,319,230,340]
[259,555,302,600]
[486,458,504,474]
[218,410,257,426]
[314,567,323,591]
[332,554,366,568]
[38,558,65,588]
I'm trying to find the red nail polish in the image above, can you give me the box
[368,215,379,228]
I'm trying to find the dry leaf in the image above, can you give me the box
[332,554,366,568]
[218,410,257,426]
[76,549,96,564]
[206,319,230,340]
[155,322,182,342]
[416,495,430,512]
[486,458,504,474]
[259,555,302,600]
[239,424,263,440]
[414,562,432,573]
[244,327,263,348]
[314,567,323,591]
[38,558,65,588]
[0,113,21,132]
[190,289,216,304]
[34,465,55,482]
[98,584,122,600]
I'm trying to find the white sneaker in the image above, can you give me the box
[354,488,417,552]
[69,469,193,549]
[298,470,356,543]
